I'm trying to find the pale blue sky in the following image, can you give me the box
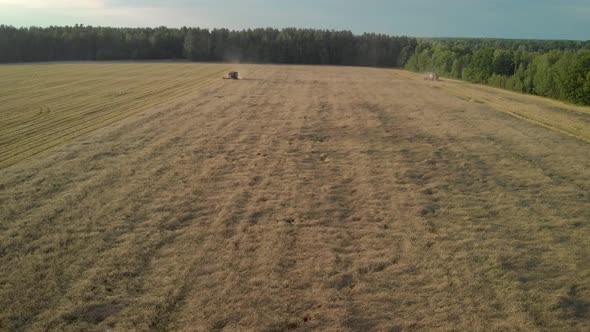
[0,0,588,40]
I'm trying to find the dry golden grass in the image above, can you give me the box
[1,64,589,331]
[0,62,253,168]
[396,71,590,144]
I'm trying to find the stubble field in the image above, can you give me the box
[1,63,589,331]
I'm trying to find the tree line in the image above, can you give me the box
[0,25,416,67]
[420,37,590,53]
[3,24,589,105]
[406,44,590,105]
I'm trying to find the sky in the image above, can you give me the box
[0,0,589,40]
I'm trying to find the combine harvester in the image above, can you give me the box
[424,72,439,81]
[224,71,240,80]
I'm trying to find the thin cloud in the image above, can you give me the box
[0,0,105,9]
[559,3,590,15]
[0,0,587,40]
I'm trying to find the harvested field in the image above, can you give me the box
[1,64,589,331]
[0,63,247,168]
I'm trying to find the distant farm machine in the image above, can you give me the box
[424,72,439,81]
[224,71,239,80]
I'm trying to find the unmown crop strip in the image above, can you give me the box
[0,66,229,163]
[0,63,204,117]
[0,64,192,124]
[0,65,151,128]
[0,64,248,168]
[0,64,127,104]
[0,64,260,167]
[0,64,227,143]
[0,65,228,145]
[0,64,227,141]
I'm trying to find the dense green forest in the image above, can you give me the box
[0,25,416,67]
[420,38,590,52]
[405,43,590,105]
